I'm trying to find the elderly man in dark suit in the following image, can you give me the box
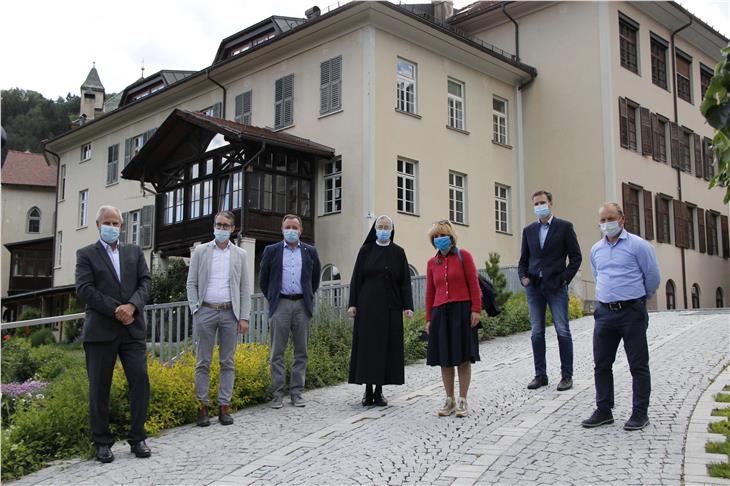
[75,205,151,463]
[259,214,321,409]
[518,190,582,392]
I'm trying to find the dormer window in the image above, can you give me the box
[131,82,165,101]
[229,32,276,57]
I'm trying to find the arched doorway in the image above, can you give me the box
[691,284,700,309]
[717,288,725,308]
[666,280,676,310]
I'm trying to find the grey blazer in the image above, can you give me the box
[186,240,251,321]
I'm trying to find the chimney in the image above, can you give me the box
[432,0,454,22]
[305,6,321,20]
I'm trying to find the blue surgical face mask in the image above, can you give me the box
[600,221,622,237]
[213,229,231,243]
[434,236,452,252]
[283,229,300,244]
[534,203,551,219]
[376,229,391,242]
[100,225,120,244]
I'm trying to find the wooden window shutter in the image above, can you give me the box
[640,107,652,156]
[283,74,294,126]
[141,205,154,249]
[669,122,680,168]
[331,56,342,111]
[274,77,283,128]
[704,138,715,181]
[234,93,244,123]
[320,59,331,114]
[119,211,129,244]
[673,200,687,248]
[651,113,661,161]
[697,207,706,253]
[655,194,664,243]
[619,97,629,148]
[643,190,654,240]
[242,91,252,124]
[124,137,132,166]
[622,183,640,235]
[721,215,729,259]
[706,210,714,255]
[693,134,703,178]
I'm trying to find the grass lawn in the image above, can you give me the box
[706,387,730,479]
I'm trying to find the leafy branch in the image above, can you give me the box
[700,44,730,204]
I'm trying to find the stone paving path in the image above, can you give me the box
[11,310,729,486]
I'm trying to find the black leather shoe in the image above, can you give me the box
[527,375,548,390]
[219,405,234,426]
[362,390,374,407]
[581,409,614,428]
[373,391,388,407]
[624,412,649,431]
[96,444,114,463]
[557,376,573,391]
[130,440,151,458]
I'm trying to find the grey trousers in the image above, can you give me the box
[270,298,310,400]
[194,306,238,405]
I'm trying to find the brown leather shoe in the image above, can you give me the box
[197,403,210,427]
[219,404,233,426]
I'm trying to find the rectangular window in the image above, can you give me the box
[652,114,668,163]
[396,58,417,114]
[323,158,342,214]
[701,64,713,100]
[396,158,418,215]
[493,97,508,145]
[650,35,668,89]
[106,144,119,185]
[78,189,89,227]
[708,212,719,256]
[494,184,511,233]
[624,185,641,235]
[447,79,465,130]
[274,74,294,129]
[619,15,639,74]
[679,128,692,172]
[234,90,252,124]
[190,183,201,219]
[11,250,51,278]
[449,172,467,224]
[625,99,639,151]
[686,204,696,250]
[59,164,66,201]
[202,180,213,216]
[320,56,342,115]
[676,50,692,103]
[274,175,287,213]
[124,128,156,166]
[81,143,92,162]
[55,231,62,268]
[656,195,671,243]
[164,187,184,225]
[130,210,141,246]
[200,103,221,117]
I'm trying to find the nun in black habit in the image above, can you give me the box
[347,215,414,406]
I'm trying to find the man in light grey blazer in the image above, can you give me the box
[186,211,251,427]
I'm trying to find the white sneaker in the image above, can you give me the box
[455,397,469,417]
[438,397,456,416]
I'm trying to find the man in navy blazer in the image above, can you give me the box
[259,214,321,409]
[518,190,582,392]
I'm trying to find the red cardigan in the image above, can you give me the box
[425,248,482,321]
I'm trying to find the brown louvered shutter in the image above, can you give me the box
[619,97,629,148]
[640,107,652,156]
[693,134,703,178]
[655,195,665,243]
[697,208,706,253]
[706,210,715,255]
[673,200,687,248]
[651,114,661,162]
[721,215,730,259]
[669,123,680,168]
[643,190,654,240]
[703,138,713,181]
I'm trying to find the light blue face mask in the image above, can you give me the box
[283,229,300,244]
[213,229,231,243]
[534,203,551,218]
[434,236,452,253]
[100,225,120,244]
[376,229,391,242]
[600,221,622,237]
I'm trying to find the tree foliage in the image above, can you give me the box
[485,252,511,306]
[700,45,730,204]
[1,89,79,152]
[150,258,189,304]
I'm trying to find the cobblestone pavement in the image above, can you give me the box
[11,310,729,486]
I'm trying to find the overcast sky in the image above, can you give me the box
[2,0,728,100]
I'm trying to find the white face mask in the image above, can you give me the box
[600,221,622,237]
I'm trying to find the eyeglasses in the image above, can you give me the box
[214,223,234,230]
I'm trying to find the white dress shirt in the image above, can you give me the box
[99,239,121,281]
[204,241,232,303]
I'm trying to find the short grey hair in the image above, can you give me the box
[96,205,123,224]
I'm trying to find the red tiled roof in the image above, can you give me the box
[1,150,57,187]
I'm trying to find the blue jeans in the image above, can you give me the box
[526,284,573,378]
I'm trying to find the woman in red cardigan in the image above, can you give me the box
[425,220,482,417]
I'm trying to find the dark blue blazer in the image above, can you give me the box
[518,217,582,292]
[259,241,321,317]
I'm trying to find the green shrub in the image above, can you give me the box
[1,338,35,383]
[485,253,511,306]
[29,345,84,381]
[18,307,41,322]
[29,328,55,347]
[404,310,428,363]
[150,258,189,304]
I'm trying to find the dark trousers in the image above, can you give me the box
[84,327,149,446]
[593,301,651,415]
[526,284,573,378]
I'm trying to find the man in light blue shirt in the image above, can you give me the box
[582,202,660,432]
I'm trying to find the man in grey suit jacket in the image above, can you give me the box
[75,205,151,463]
[186,211,251,427]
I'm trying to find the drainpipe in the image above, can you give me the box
[502,3,519,62]
[206,70,227,118]
[670,16,692,309]
[43,146,61,272]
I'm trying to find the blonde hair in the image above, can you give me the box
[427,220,458,248]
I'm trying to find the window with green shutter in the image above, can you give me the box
[235,90,252,124]
[320,56,342,115]
[274,74,294,129]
